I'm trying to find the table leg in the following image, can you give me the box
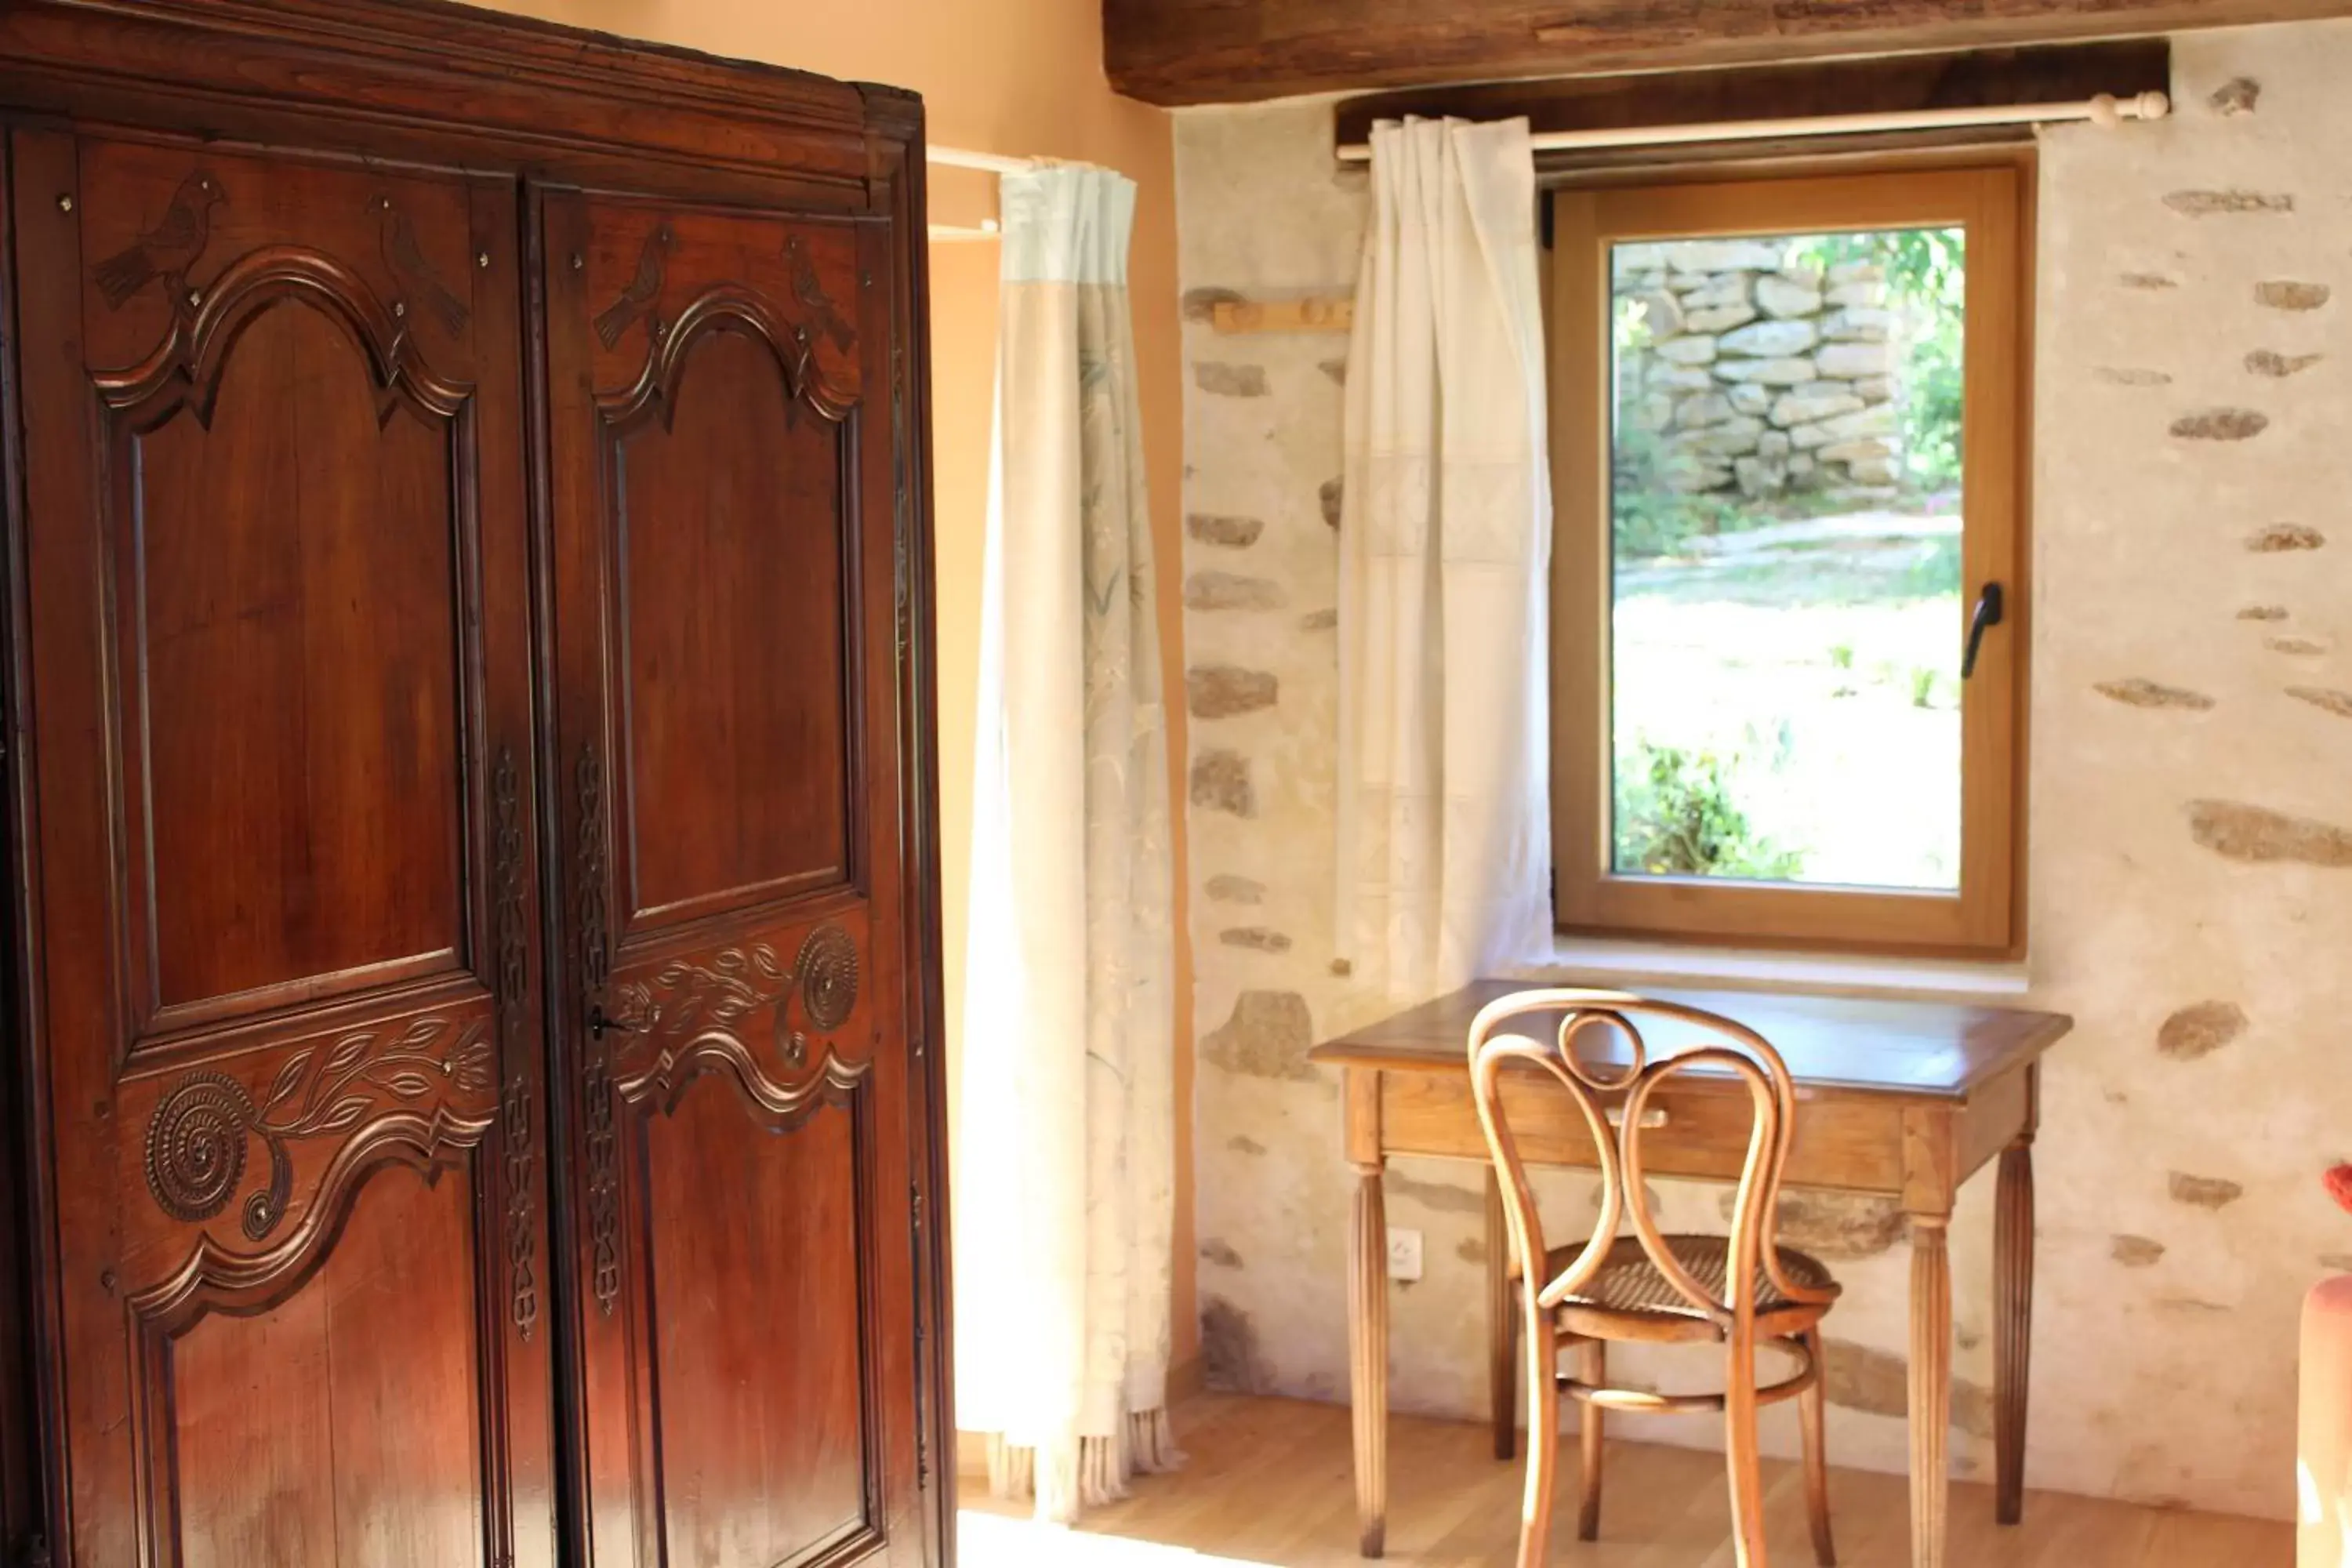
[1348,1158,1390,1558]
[1908,1213,1953,1568]
[1994,1135,2035,1525]
[1486,1167,1515,1461]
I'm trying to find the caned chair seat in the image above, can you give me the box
[1518,1234,1841,1343]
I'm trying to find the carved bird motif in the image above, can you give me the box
[373,194,470,336]
[594,223,676,350]
[93,169,226,312]
[785,234,856,354]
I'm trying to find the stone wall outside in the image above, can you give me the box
[1616,241,1907,501]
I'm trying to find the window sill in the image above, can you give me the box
[1508,935,2031,1000]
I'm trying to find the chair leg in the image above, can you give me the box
[1723,1326,1768,1568]
[1800,1329,1837,1566]
[1577,1339,1606,1542]
[1519,1311,1559,1568]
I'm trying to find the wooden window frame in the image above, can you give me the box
[1548,163,2031,958]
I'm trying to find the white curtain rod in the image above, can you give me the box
[1334,89,2170,162]
[928,145,1042,176]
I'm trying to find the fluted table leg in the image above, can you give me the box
[1994,1136,2035,1525]
[1909,1213,1952,1568]
[1348,1158,1390,1557]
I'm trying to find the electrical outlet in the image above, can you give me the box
[1386,1227,1423,1283]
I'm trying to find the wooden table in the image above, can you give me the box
[1308,978,2074,1568]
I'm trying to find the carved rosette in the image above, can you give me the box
[143,1018,495,1240]
[793,922,858,1032]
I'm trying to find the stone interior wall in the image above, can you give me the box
[1617,241,1907,500]
[1174,24,2352,1522]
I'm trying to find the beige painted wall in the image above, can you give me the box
[472,0,1198,1375]
[1174,23,2352,1520]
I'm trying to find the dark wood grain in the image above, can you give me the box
[8,123,552,1566]
[616,324,850,920]
[1310,979,2072,1102]
[1108,0,2347,106]
[1331,40,2171,152]
[544,186,930,1568]
[0,8,946,1566]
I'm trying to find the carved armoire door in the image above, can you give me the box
[539,190,930,1568]
[5,129,556,1566]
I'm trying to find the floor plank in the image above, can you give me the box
[956,1394,2290,1566]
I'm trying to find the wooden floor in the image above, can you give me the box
[957,1394,2289,1566]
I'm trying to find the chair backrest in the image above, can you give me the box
[1468,988,1832,1330]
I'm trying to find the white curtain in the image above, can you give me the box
[1336,117,1555,1004]
[956,165,1181,1524]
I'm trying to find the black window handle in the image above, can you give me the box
[1962,581,2005,680]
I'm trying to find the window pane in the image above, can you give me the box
[1607,229,1965,891]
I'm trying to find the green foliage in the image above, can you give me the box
[1787,227,1967,495]
[1828,642,1855,671]
[1610,411,1751,559]
[1613,741,1806,880]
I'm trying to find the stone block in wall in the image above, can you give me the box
[1755,274,1824,318]
[1828,260,1884,285]
[1632,290,1684,336]
[1686,416,1767,457]
[1657,335,1719,365]
[1851,375,1896,402]
[1713,356,1818,385]
[1631,392,1675,433]
[1666,239,1788,271]
[1826,279,1887,309]
[1824,306,1893,342]
[1675,391,1737,428]
[1758,430,1791,459]
[1683,302,1759,334]
[1728,383,1773,416]
[1791,401,1896,450]
[1654,365,1716,392]
[1817,340,1894,378]
[1679,274,1750,310]
[1720,318,1820,358]
[1820,437,1896,466]
[1734,454,1788,497]
[1661,453,1733,492]
[1770,385,1863,428]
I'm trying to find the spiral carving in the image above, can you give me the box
[794,923,858,1032]
[144,1073,255,1224]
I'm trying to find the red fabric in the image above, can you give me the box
[2325,1163,2352,1215]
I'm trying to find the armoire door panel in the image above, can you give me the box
[580,202,867,933]
[612,322,851,924]
[122,296,467,1018]
[545,189,927,1568]
[161,1159,488,1568]
[9,125,556,1568]
[80,136,490,1037]
[638,1055,871,1567]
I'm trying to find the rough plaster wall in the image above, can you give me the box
[1175,24,2352,1521]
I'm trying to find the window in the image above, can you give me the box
[1548,166,2027,956]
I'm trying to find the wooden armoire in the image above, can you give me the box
[0,2,952,1564]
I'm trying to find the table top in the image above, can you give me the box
[1306,978,2073,1104]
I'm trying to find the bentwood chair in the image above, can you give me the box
[1468,989,1843,1568]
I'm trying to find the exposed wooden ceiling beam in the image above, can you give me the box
[1106,0,2351,107]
